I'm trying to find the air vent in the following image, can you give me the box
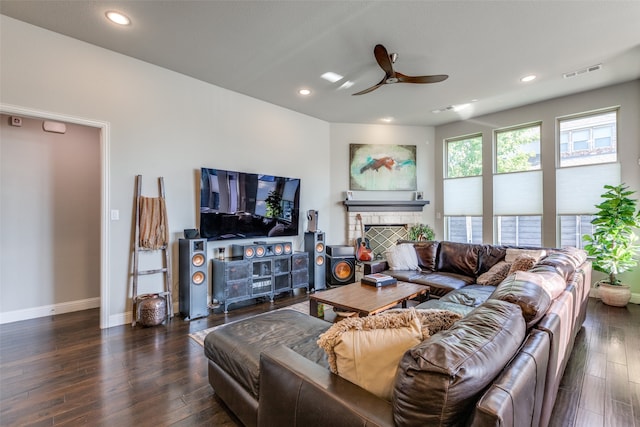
[563,64,602,79]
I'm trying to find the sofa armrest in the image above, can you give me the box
[258,345,394,427]
[363,260,388,275]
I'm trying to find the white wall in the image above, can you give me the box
[0,115,101,317]
[434,80,640,298]
[0,16,330,326]
[328,123,436,246]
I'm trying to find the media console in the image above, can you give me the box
[212,250,309,313]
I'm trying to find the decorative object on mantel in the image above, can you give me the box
[407,223,435,241]
[349,144,417,191]
[343,199,429,212]
[583,183,640,307]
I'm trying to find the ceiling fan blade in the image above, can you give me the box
[396,73,449,84]
[374,44,394,75]
[352,80,385,96]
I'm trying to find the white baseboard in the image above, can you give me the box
[0,297,101,325]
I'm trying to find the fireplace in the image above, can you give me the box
[346,211,424,259]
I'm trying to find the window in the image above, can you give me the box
[494,124,543,245]
[495,216,542,246]
[556,109,620,247]
[446,216,483,244]
[495,124,541,173]
[446,135,482,178]
[444,135,483,242]
[559,215,595,249]
[558,110,617,167]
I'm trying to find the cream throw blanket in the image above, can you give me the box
[139,196,169,250]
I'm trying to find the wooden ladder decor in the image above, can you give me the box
[131,175,173,326]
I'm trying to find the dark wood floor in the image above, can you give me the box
[1,294,638,426]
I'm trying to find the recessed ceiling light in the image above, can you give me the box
[298,89,312,96]
[106,11,131,26]
[321,72,343,83]
[381,117,394,123]
[520,74,537,83]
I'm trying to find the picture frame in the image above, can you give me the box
[349,144,417,191]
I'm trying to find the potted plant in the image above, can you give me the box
[407,223,435,241]
[583,183,640,307]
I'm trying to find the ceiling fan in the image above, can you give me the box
[352,44,448,95]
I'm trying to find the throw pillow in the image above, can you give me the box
[504,248,546,263]
[413,241,439,271]
[476,261,512,286]
[317,309,424,401]
[386,308,463,338]
[508,254,537,275]
[384,243,420,271]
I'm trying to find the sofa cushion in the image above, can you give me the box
[477,260,511,286]
[437,241,480,278]
[508,254,537,275]
[439,284,497,308]
[381,269,424,283]
[393,299,526,427]
[317,309,424,401]
[505,248,546,263]
[413,241,439,271]
[476,245,507,275]
[514,270,567,300]
[490,271,553,328]
[384,243,420,271]
[405,271,475,298]
[534,249,585,281]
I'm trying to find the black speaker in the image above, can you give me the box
[231,242,292,259]
[179,238,209,320]
[326,255,356,285]
[326,245,355,257]
[304,231,326,291]
[272,241,293,256]
[232,244,258,259]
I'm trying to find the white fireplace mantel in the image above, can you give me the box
[343,200,429,212]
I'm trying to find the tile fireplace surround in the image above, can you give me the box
[346,210,424,259]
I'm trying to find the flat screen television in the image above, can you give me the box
[199,167,301,241]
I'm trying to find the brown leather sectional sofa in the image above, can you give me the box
[204,241,592,427]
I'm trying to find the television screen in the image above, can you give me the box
[199,168,301,241]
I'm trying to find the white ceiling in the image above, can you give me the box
[2,1,639,126]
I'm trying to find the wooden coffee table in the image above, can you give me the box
[309,281,429,318]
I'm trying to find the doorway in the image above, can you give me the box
[0,104,110,328]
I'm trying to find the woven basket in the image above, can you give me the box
[598,282,631,307]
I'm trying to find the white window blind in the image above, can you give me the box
[556,163,621,214]
[493,170,543,215]
[443,176,482,216]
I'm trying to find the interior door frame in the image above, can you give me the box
[1,103,111,329]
